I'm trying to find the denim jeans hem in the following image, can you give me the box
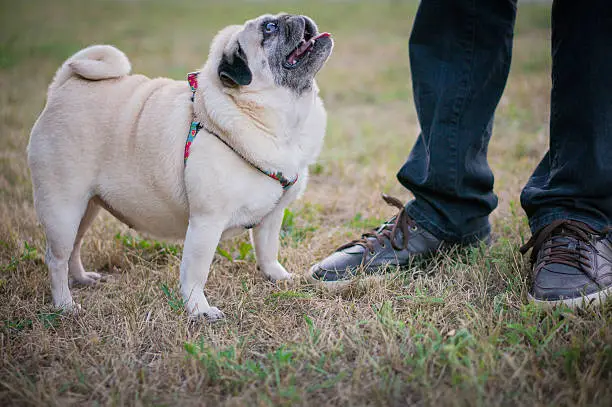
[528,210,610,234]
[404,200,491,244]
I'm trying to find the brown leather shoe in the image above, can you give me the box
[309,194,451,287]
[520,219,612,309]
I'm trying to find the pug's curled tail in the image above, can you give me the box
[50,45,131,93]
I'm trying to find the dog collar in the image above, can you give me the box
[184,72,298,190]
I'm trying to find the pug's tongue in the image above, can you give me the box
[288,32,331,64]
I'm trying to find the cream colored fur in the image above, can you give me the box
[27,16,330,320]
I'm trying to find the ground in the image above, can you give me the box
[1,0,611,406]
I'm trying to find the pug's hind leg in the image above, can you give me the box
[251,205,292,281]
[38,200,91,312]
[69,199,102,285]
[180,216,226,321]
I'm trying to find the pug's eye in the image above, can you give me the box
[264,22,278,34]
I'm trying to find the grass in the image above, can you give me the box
[0,0,610,405]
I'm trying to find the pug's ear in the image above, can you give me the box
[218,44,252,87]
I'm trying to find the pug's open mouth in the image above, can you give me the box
[283,30,331,69]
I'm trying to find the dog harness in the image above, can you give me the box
[184,72,298,191]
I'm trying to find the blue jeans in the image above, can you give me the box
[398,0,612,243]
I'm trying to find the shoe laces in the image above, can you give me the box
[337,194,418,261]
[519,219,610,277]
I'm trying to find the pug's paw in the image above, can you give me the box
[260,262,292,281]
[71,271,103,286]
[191,307,225,323]
[54,298,82,314]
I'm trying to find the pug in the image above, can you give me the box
[27,14,333,321]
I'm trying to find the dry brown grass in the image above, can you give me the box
[1,1,611,406]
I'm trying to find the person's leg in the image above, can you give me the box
[398,0,517,244]
[520,0,612,308]
[310,0,517,283]
[521,0,612,231]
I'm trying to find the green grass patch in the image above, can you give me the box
[346,212,386,231]
[115,232,181,261]
[160,283,185,313]
[4,311,63,332]
[216,241,254,263]
[281,208,317,246]
[265,290,313,305]
[1,241,39,272]
[184,338,347,403]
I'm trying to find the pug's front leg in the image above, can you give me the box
[180,216,225,321]
[251,206,292,281]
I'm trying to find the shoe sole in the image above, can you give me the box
[305,240,491,291]
[305,265,356,291]
[306,271,393,294]
[528,286,611,310]
[305,264,414,292]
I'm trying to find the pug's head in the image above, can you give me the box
[209,14,333,94]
